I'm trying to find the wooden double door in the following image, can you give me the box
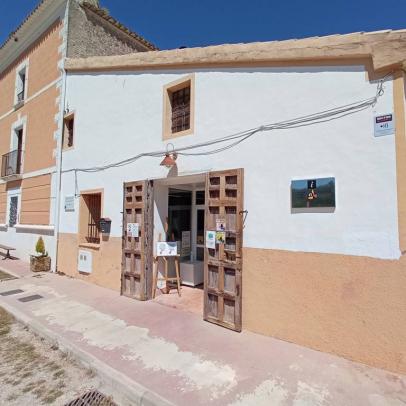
[121,180,154,301]
[121,169,244,332]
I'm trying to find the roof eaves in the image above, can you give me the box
[64,28,406,73]
[0,0,48,50]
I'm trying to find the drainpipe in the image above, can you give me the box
[52,0,70,272]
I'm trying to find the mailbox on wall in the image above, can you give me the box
[291,177,336,209]
[100,218,111,234]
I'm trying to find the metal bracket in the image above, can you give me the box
[239,210,248,228]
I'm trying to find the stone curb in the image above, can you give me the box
[0,266,25,280]
[0,300,175,406]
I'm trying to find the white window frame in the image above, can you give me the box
[14,59,29,106]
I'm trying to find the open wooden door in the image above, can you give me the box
[122,180,154,300]
[204,169,244,331]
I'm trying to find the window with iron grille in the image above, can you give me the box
[170,86,191,133]
[9,196,18,227]
[83,193,101,244]
[163,75,194,140]
[63,114,75,149]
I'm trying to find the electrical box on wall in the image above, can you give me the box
[100,218,111,234]
[78,250,92,273]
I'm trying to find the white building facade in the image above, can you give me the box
[59,32,406,375]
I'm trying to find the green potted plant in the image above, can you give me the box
[30,237,51,272]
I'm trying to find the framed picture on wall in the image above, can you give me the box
[291,177,336,209]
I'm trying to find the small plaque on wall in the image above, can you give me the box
[291,177,335,209]
[374,113,394,137]
[64,195,75,212]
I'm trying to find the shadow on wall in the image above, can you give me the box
[291,207,335,214]
[167,165,178,178]
[76,65,366,80]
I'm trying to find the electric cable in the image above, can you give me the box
[63,72,391,174]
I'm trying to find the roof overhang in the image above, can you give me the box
[65,29,406,74]
[0,0,67,75]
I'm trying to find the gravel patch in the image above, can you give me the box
[0,307,110,405]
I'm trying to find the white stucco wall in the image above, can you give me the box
[60,65,399,259]
[0,227,55,263]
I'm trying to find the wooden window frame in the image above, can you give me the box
[63,112,75,150]
[162,74,195,140]
[79,189,103,248]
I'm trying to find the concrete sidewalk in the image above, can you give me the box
[0,262,405,406]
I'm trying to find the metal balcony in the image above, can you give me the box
[1,149,22,178]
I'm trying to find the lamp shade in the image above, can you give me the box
[160,153,177,168]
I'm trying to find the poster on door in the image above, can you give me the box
[181,231,191,256]
[127,223,139,237]
[215,231,226,244]
[216,219,226,231]
[206,231,216,249]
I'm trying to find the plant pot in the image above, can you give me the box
[30,255,51,273]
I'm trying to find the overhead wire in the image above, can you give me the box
[64,72,391,174]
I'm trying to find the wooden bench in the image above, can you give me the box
[0,244,16,260]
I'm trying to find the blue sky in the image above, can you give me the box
[1,0,406,49]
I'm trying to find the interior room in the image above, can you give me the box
[153,174,206,315]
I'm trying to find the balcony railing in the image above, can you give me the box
[1,150,22,178]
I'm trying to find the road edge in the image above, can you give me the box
[0,300,175,406]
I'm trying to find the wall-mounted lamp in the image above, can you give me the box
[160,143,177,168]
